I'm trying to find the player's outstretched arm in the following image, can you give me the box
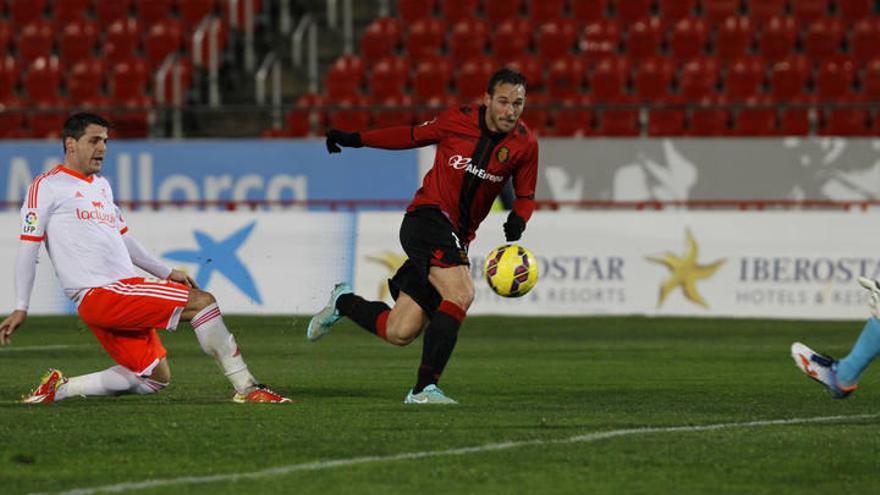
[325,129,363,153]
[0,310,27,346]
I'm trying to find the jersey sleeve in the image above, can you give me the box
[360,108,452,149]
[511,137,538,223]
[19,178,54,242]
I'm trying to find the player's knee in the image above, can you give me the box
[385,321,420,346]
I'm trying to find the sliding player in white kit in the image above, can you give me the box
[0,113,290,404]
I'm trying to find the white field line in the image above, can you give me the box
[0,344,81,352]
[32,413,879,495]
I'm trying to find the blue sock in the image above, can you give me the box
[836,317,880,385]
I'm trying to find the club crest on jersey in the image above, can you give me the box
[496,146,509,164]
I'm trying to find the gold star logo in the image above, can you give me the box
[646,229,725,308]
[365,251,408,300]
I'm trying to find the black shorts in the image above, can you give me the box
[388,206,469,317]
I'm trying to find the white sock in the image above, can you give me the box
[56,365,166,400]
[191,303,257,394]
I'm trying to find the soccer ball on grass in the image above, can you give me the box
[483,244,538,297]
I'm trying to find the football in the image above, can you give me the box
[483,244,539,297]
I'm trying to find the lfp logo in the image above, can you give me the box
[23,211,38,234]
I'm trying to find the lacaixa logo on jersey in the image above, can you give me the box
[646,228,725,309]
[496,146,509,164]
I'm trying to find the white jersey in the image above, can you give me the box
[20,165,138,299]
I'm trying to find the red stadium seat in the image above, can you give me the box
[0,21,10,57]
[54,0,91,26]
[678,57,720,100]
[537,19,577,60]
[442,0,479,24]
[647,97,687,136]
[688,96,730,136]
[724,56,765,100]
[863,59,880,99]
[95,0,132,25]
[137,0,175,26]
[29,97,69,138]
[748,0,785,25]
[10,0,47,26]
[455,57,495,101]
[551,95,594,136]
[815,59,855,99]
[634,56,675,100]
[791,0,829,23]
[580,20,621,62]
[769,56,809,101]
[779,97,811,135]
[839,0,871,24]
[397,0,436,23]
[702,0,739,25]
[668,17,707,60]
[597,96,640,136]
[414,94,456,125]
[504,55,544,90]
[359,17,402,64]
[589,58,628,101]
[804,18,844,61]
[531,0,565,24]
[448,18,488,63]
[110,57,149,101]
[286,93,326,136]
[658,0,696,24]
[368,56,410,99]
[105,18,141,64]
[0,95,26,138]
[519,92,548,134]
[851,18,880,61]
[23,56,61,101]
[758,16,797,62]
[820,98,869,136]
[60,18,99,68]
[485,0,522,23]
[626,17,662,60]
[546,56,586,99]
[492,17,532,60]
[615,0,651,23]
[144,20,183,69]
[67,58,107,101]
[733,95,777,135]
[715,16,753,62]
[179,0,216,33]
[405,17,446,59]
[18,20,54,65]
[571,0,609,23]
[325,55,364,99]
[371,94,415,128]
[111,95,153,138]
[0,56,19,100]
[412,58,452,102]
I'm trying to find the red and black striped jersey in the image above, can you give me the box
[360,104,538,243]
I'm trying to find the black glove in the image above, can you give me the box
[503,212,526,242]
[325,129,363,153]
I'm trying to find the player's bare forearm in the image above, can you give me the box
[0,309,27,346]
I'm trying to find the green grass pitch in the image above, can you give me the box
[2,315,880,494]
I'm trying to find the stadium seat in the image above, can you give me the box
[820,98,869,136]
[815,59,855,99]
[10,0,47,26]
[678,57,720,100]
[863,59,880,99]
[688,96,730,136]
[748,0,785,25]
[286,92,326,136]
[550,95,594,136]
[368,56,410,99]
[415,94,456,125]
[634,56,675,100]
[371,94,415,128]
[570,0,609,23]
[67,58,107,101]
[519,91,548,134]
[733,95,777,135]
[455,57,495,101]
[658,0,696,24]
[768,55,809,101]
[647,97,687,136]
[179,0,217,33]
[702,0,740,25]
[17,20,54,65]
[0,95,26,138]
[448,18,488,63]
[359,17,403,64]
[111,95,153,138]
[0,55,18,100]
[95,0,132,25]
[546,57,586,99]
[589,58,628,101]
[598,96,640,136]
[759,16,797,62]
[804,18,844,61]
[724,56,765,100]
[504,55,544,90]
[144,20,183,70]
[23,57,62,101]
[485,0,522,23]
[54,0,91,26]
[491,17,532,60]
[668,17,707,60]
[851,18,880,61]
[412,58,452,102]
[137,0,175,26]
[104,18,141,65]
[325,55,364,99]
[791,0,830,23]
[405,17,446,59]
[60,18,99,68]
[537,19,577,60]
[580,20,621,62]
[626,17,662,60]
[839,0,871,24]
[779,96,811,135]
[29,98,69,138]
[442,0,479,24]
[615,0,651,23]
[397,0,436,23]
[715,16,754,62]
[110,57,149,101]
[531,0,565,24]
[0,21,9,58]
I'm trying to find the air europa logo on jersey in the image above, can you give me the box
[448,155,472,170]
[75,208,117,227]
[448,155,505,183]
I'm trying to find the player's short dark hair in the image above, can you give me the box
[487,68,527,95]
[62,112,111,152]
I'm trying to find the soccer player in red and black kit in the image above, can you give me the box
[308,68,538,404]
